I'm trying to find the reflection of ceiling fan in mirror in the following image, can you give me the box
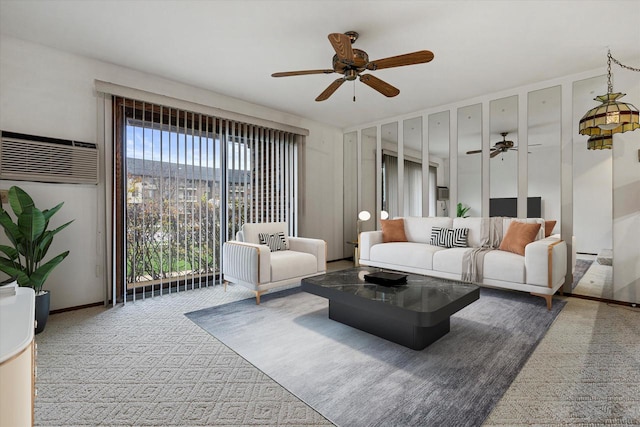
[271,31,434,101]
[466,132,540,159]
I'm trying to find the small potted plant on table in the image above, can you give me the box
[0,186,73,333]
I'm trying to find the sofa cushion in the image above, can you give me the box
[499,221,541,256]
[452,217,483,248]
[483,250,526,283]
[433,248,472,274]
[270,250,318,282]
[370,242,445,270]
[404,216,453,243]
[381,219,408,243]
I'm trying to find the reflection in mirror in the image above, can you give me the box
[403,117,422,217]
[572,75,612,300]
[343,131,357,258]
[489,95,518,215]
[428,111,450,217]
[457,104,482,217]
[381,122,399,218]
[528,86,561,232]
[361,127,377,230]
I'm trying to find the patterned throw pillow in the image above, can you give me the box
[446,228,469,248]
[258,232,289,251]
[430,227,445,246]
[430,227,469,248]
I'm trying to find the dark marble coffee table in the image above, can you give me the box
[301,267,480,350]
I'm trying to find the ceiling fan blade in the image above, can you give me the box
[360,74,400,97]
[272,69,335,77]
[490,150,502,158]
[315,78,345,101]
[466,149,483,154]
[366,50,434,71]
[328,33,354,64]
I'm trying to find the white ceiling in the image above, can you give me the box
[1,0,639,130]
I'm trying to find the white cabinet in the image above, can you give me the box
[0,285,36,427]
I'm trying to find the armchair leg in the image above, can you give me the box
[531,292,553,310]
[224,281,228,292]
[254,291,262,305]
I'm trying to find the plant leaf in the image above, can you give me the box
[0,257,29,285]
[17,207,46,242]
[35,220,73,262]
[0,208,21,247]
[29,251,70,292]
[8,186,35,217]
[0,244,19,260]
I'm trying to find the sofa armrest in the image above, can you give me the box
[289,237,327,272]
[359,231,383,262]
[223,241,271,284]
[525,237,567,288]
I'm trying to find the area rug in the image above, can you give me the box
[186,287,565,427]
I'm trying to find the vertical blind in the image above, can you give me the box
[113,97,299,302]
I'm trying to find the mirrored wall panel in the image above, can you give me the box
[403,117,423,217]
[381,122,399,218]
[428,111,450,217]
[528,86,561,231]
[343,131,357,257]
[361,127,377,230]
[572,75,612,300]
[489,95,518,216]
[457,104,482,217]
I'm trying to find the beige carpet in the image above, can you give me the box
[34,262,639,426]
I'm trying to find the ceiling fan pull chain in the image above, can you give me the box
[353,80,356,102]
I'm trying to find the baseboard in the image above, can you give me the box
[566,293,638,308]
[50,300,109,314]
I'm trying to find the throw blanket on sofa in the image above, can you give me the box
[461,217,504,283]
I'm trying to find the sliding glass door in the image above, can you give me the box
[113,97,298,302]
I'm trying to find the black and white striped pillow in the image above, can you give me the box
[445,227,469,248]
[259,232,289,251]
[430,227,445,246]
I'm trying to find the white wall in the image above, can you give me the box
[0,35,344,310]
[612,63,640,304]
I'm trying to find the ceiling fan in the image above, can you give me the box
[271,31,434,102]
[466,132,540,158]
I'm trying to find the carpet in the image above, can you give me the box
[186,287,565,427]
[572,259,593,289]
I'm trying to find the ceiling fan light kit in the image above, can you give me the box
[271,31,434,101]
[578,50,640,145]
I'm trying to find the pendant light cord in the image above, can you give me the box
[608,50,640,93]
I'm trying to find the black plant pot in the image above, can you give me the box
[35,290,50,334]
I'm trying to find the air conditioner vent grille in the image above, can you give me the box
[0,131,98,184]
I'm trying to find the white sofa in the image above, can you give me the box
[222,222,326,304]
[359,217,567,309]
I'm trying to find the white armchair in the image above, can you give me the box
[222,222,326,304]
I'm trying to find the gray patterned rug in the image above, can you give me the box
[572,259,594,289]
[187,287,565,427]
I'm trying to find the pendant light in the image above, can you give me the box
[579,50,640,141]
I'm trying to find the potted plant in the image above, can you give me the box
[457,202,471,218]
[0,186,72,334]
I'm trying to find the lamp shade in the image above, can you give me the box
[358,210,371,221]
[579,92,640,136]
[587,134,613,150]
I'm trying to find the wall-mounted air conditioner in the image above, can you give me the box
[0,131,98,185]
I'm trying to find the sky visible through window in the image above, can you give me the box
[126,125,250,170]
